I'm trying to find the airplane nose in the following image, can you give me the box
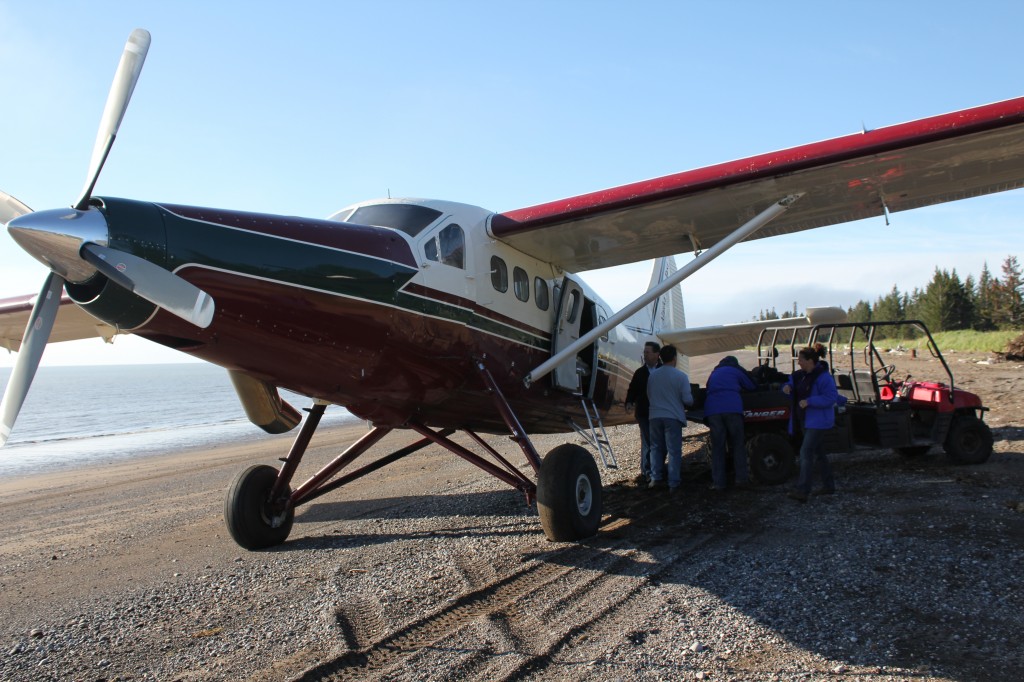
[7,207,108,283]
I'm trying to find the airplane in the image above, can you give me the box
[3,29,1024,549]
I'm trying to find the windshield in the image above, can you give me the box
[339,204,443,236]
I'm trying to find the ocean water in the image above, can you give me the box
[0,364,357,477]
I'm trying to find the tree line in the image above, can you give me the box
[759,255,1023,338]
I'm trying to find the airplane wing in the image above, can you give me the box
[0,294,118,353]
[657,306,848,358]
[489,97,1024,272]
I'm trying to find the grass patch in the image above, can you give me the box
[870,330,1019,353]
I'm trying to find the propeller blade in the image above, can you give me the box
[0,191,32,226]
[74,28,152,211]
[0,272,64,447]
[80,243,215,328]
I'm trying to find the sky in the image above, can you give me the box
[1,0,1022,367]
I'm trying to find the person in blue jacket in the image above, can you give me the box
[704,355,757,492]
[782,345,840,502]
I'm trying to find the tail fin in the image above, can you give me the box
[624,257,686,336]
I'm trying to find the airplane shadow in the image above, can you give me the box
[277,487,538,551]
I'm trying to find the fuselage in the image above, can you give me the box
[64,197,654,433]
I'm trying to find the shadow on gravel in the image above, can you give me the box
[527,448,1024,681]
[272,487,538,551]
[297,488,531,524]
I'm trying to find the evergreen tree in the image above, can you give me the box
[847,300,871,324]
[976,262,996,330]
[993,255,1024,328]
[872,285,905,338]
[916,268,974,332]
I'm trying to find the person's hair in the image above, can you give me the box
[659,344,678,364]
[644,341,661,353]
[798,345,825,362]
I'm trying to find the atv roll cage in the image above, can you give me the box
[756,320,957,405]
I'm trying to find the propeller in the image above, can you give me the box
[2,29,215,447]
[0,191,31,226]
[0,273,63,447]
[80,243,215,328]
[75,28,151,211]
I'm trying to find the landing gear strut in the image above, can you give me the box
[223,359,608,549]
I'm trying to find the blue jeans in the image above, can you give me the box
[796,427,835,495]
[649,417,684,488]
[707,412,749,489]
[638,414,652,479]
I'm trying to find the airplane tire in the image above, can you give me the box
[225,464,294,550]
[537,444,602,542]
[944,415,994,465]
[747,433,796,485]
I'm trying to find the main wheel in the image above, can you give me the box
[225,464,295,549]
[747,432,796,485]
[537,444,602,542]
[944,415,994,465]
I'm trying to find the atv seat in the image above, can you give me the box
[851,369,878,403]
[835,373,857,401]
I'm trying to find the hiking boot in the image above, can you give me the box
[812,488,836,496]
[787,490,809,503]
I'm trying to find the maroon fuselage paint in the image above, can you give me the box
[83,199,636,434]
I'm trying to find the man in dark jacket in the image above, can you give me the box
[704,355,757,492]
[625,341,661,482]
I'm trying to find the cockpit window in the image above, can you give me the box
[424,224,465,269]
[342,204,443,236]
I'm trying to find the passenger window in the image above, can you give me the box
[513,267,529,302]
[424,224,464,269]
[565,289,580,323]
[534,277,549,311]
[491,255,508,293]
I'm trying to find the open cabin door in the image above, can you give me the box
[551,275,597,398]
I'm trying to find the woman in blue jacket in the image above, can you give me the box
[782,345,839,502]
[704,355,757,492]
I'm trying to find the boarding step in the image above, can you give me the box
[569,397,617,469]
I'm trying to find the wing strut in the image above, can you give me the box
[523,193,805,388]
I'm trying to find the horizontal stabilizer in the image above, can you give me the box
[659,306,847,357]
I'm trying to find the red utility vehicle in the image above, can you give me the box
[692,320,994,485]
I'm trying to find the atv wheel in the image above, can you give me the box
[747,433,796,485]
[537,444,602,541]
[944,415,993,465]
[225,464,294,549]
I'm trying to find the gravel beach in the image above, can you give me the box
[1,352,1022,681]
